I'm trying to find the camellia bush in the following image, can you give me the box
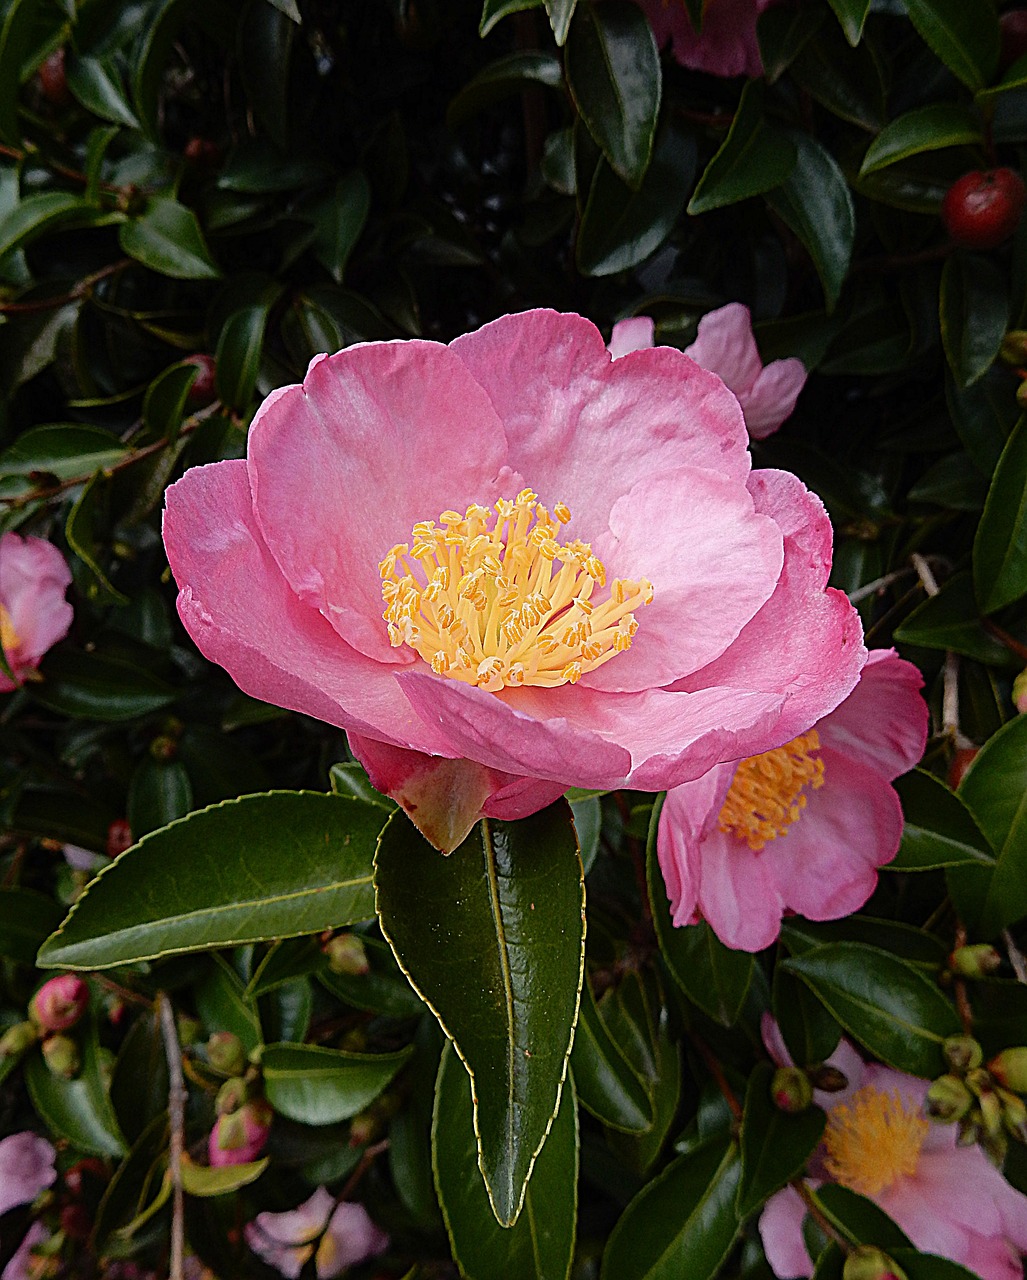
[4,0,1027,1278]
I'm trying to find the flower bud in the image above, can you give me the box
[926,1074,974,1123]
[807,1063,849,1093]
[988,1046,1027,1093]
[981,1127,1008,1165]
[770,1066,813,1113]
[978,1088,1005,1141]
[30,975,89,1033]
[324,932,370,976]
[176,1014,202,1047]
[207,1031,246,1077]
[42,1033,81,1079]
[1000,1090,1027,1140]
[0,1020,38,1059]
[1001,330,1027,365]
[106,819,133,857]
[948,945,1002,979]
[148,734,178,763]
[215,1075,251,1115]
[1014,669,1027,714]
[208,1097,272,1166]
[944,1034,984,1073]
[843,1245,908,1280]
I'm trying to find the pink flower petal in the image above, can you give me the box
[740,358,808,439]
[759,1186,814,1279]
[1,1221,49,1280]
[318,1202,389,1277]
[684,302,764,396]
[657,768,733,927]
[694,822,787,951]
[607,316,654,359]
[0,533,73,687]
[246,1188,334,1279]
[816,649,928,781]
[0,1133,56,1216]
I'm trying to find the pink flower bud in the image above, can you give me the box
[770,1066,813,1113]
[324,932,370,976]
[208,1098,272,1166]
[29,975,89,1033]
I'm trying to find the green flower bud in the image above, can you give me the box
[843,1245,908,1280]
[926,1074,974,1123]
[948,945,1002,979]
[1000,330,1027,365]
[1014,669,1027,715]
[176,1014,202,1047]
[207,1031,247,1077]
[42,1033,80,1079]
[0,1020,38,1059]
[997,1087,1027,1139]
[944,1034,984,1073]
[1017,379,1027,410]
[770,1066,813,1113]
[215,1075,251,1116]
[324,932,370,976]
[988,1046,1027,1094]
[978,1088,1005,1140]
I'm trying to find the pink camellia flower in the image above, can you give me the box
[759,1018,1027,1280]
[609,303,807,438]
[208,1097,273,1167]
[163,309,864,851]
[245,1187,388,1279]
[0,1132,56,1218]
[28,974,89,1033]
[657,649,928,951]
[0,532,73,692]
[1,1221,49,1280]
[635,0,775,78]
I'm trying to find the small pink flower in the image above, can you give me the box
[759,1019,1027,1280]
[0,1132,56,1217]
[164,310,864,851]
[29,974,89,1033]
[609,303,807,438]
[245,1187,388,1279]
[635,0,775,78]
[0,532,73,692]
[657,649,928,951]
[208,1098,273,1167]
[1,1221,49,1280]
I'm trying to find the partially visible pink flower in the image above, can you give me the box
[657,649,928,951]
[245,1187,388,1279]
[0,1132,57,1217]
[609,303,807,438]
[0,533,73,692]
[636,0,774,78]
[29,975,89,1034]
[1,1221,49,1280]
[759,1019,1027,1280]
[208,1098,273,1167]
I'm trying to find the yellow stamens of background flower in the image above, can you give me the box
[717,731,825,850]
[823,1084,929,1196]
[380,490,652,691]
[0,605,19,656]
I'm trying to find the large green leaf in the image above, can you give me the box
[0,888,64,965]
[215,304,269,412]
[904,0,999,91]
[891,769,995,870]
[32,650,176,722]
[688,81,795,215]
[479,0,543,37]
[783,943,960,1077]
[974,415,1027,614]
[448,52,563,128]
[893,572,1016,666]
[941,253,1009,389]
[860,105,981,176]
[825,0,871,44]
[433,1043,579,1280]
[262,1042,412,1125]
[736,1064,826,1219]
[0,423,128,488]
[375,804,585,1227]
[25,1016,126,1158]
[600,1135,741,1280]
[565,1,661,189]
[119,197,221,280]
[571,978,653,1134]
[37,792,382,969]
[131,0,193,137]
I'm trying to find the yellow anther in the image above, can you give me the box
[431,652,450,674]
[561,662,583,684]
[718,731,825,850]
[823,1086,929,1197]
[554,502,571,524]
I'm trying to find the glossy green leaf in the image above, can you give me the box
[974,415,1027,614]
[737,1063,826,1218]
[109,1010,169,1146]
[958,715,1027,934]
[126,757,193,838]
[904,0,999,90]
[576,125,696,276]
[239,0,294,148]
[119,197,221,280]
[600,1135,741,1280]
[310,171,370,284]
[247,936,323,998]
[479,0,543,37]
[32,650,175,722]
[781,917,948,969]
[67,56,140,127]
[319,935,426,1018]
[262,1042,411,1125]
[131,0,192,138]
[688,81,795,215]
[25,1017,126,1158]
[181,1155,269,1195]
[38,791,381,969]
[893,572,1016,666]
[0,193,96,261]
[215,304,269,412]
[767,133,854,310]
[0,888,63,965]
[375,804,585,1227]
[565,1,661,188]
[947,368,1018,475]
[891,769,995,871]
[0,0,46,144]
[196,957,262,1051]
[329,762,394,809]
[93,1113,168,1249]
[569,796,601,875]
[448,52,563,128]
[571,979,653,1134]
[772,965,841,1067]
[941,253,1009,389]
[66,472,128,605]
[433,1043,578,1280]
[825,0,871,44]
[546,0,576,45]
[783,943,960,1076]
[758,7,825,83]
[860,105,981,176]
[891,1252,981,1280]
[791,27,885,130]
[0,423,128,488]
[143,362,201,440]
[812,1184,911,1250]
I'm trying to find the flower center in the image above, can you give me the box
[822,1085,929,1197]
[379,489,652,691]
[717,731,825,850]
[0,605,19,655]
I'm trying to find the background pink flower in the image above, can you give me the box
[245,1187,388,1279]
[635,0,775,78]
[0,1132,56,1218]
[759,1021,1027,1280]
[164,310,864,850]
[657,649,928,951]
[0,533,73,692]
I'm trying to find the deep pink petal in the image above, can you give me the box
[740,358,807,439]
[481,775,567,821]
[657,769,732,927]
[607,316,654,359]
[684,303,764,396]
[817,649,928,781]
[759,1186,814,1279]
[248,340,511,665]
[164,461,453,757]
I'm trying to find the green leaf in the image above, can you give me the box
[32,650,175,722]
[600,1135,741,1280]
[546,0,577,45]
[860,105,982,176]
[736,1063,826,1219]
[0,192,96,261]
[766,132,854,311]
[448,52,563,129]
[67,56,140,127]
[781,917,948,969]
[904,0,999,90]
[479,0,543,37]
[772,965,841,1067]
[0,0,44,145]
[891,769,995,870]
[825,0,871,44]
[196,957,262,1051]
[262,1041,412,1125]
[812,1184,911,1250]
[569,796,601,874]
[782,943,960,1076]
[941,253,1009,388]
[215,304,269,412]
[265,0,301,20]
[126,757,193,838]
[390,1017,444,1227]
[688,81,796,215]
[37,791,381,970]
[974,415,1027,614]
[958,715,1027,934]
[433,1043,579,1280]
[565,1,661,188]
[131,0,193,138]
[576,124,696,277]
[790,27,885,130]
[646,799,752,1027]
[93,1113,168,1249]
[240,0,295,148]
[319,936,426,1018]
[143,362,201,440]
[571,979,653,1133]
[25,1016,126,1158]
[119,197,220,280]
[0,424,128,497]
[181,1155,269,1195]
[893,572,1016,666]
[0,888,63,965]
[891,1252,981,1280]
[66,472,129,605]
[375,804,585,1227]
[109,1010,169,1146]
[758,7,826,83]
[310,172,371,284]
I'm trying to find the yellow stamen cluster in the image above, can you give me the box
[823,1085,929,1197]
[379,489,652,691]
[0,605,19,656]
[718,730,825,850]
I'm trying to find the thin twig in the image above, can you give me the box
[792,1181,854,1254]
[847,566,917,604]
[912,555,961,740]
[690,1034,742,1122]
[158,993,186,1280]
[983,618,1027,664]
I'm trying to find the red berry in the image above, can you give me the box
[183,136,222,168]
[38,48,70,105]
[106,818,133,857]
[183,353,217,404]
[942,168,1026,249]
[1000,10,1027,71]
[948,746,978,790]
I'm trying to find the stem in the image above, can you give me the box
[792,1181,854,1255]
[690,1034,742,1122]
[912,554,961,740]
[983,618,1027,664]
[0,259,130,316]
[158,993,187,1280]
[952,923,974,1037]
